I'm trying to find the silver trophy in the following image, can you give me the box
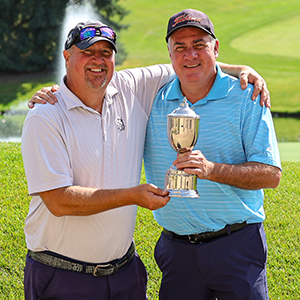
[165,97,200,198]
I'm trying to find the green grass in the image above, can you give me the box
[279,143,300,162]
[0,73,55,112]
[116,0,300,113]
[1,142,299,299]
[0,143,29,299]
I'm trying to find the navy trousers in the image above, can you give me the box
[24,251,148,300]
[155,223,269,300]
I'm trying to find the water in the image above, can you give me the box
[0,112,27,143]
[0,1,100,143]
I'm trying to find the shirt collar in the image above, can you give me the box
[163,64,231,105]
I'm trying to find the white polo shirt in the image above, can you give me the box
[21,64,174,263]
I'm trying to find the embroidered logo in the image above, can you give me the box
[172,13,203,28]
[116,117,125,131]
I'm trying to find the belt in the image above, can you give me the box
[28,242,135,277]
[163,222,247,244]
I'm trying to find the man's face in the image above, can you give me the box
[168,27,219,88]
[64,41,115,91]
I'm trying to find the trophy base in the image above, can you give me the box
[168,189,200,198]
[165,166,200,198]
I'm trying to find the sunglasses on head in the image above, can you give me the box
[67,26,117,49]
[79,26,116,42]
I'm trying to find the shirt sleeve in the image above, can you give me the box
[21,108,73,196]
[241,91,282,170]
[115,64,175,115]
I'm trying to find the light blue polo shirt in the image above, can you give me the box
[144,65,281,235]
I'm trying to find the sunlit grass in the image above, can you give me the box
[1,143,299,299]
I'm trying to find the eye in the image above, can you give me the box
[102,49,113,56]
[174,45,185,52]
[194,42,206,49]
[83,49,92,54]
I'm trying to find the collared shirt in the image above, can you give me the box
[144,65,281,235]
[22,64,174,263]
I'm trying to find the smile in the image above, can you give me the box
[90,68,105,73]
[184,63,201,68]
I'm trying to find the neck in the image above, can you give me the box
[181,73,216,104]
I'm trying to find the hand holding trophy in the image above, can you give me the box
[165,97,200,198]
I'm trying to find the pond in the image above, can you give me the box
[1,110,300,161]
[0,111,27,143]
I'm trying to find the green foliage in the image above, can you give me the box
[0,0,68,72]
[0,0,128,72]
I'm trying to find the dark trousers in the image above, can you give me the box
[155,223,269,300]
[24,252,148,300]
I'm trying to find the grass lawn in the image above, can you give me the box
[1,142,299,299]
[117,0,300,114]
[279,142,300,161]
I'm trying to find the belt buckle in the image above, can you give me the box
[93,263,117,277]
[188,235,200,244]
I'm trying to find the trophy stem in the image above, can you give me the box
[165,166,200,198]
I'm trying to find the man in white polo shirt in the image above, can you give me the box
[25,18,271,300]
[22,20,173,300]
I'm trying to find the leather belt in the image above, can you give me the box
[163,222,247,244]
[28,242,135,277]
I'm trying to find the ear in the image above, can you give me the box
[167,44,172,59]
[63,50,71,66]
[214,40,220,58]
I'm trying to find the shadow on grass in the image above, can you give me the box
[0,71,56,111]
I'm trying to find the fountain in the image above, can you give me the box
[56,1,100,82]
[0,1,100,143]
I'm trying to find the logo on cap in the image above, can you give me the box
[172,13,203,28]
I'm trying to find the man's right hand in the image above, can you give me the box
[132,184,170,211]
[39,183,170,217]
[28,84,60,108]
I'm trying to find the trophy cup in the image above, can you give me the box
[165,97,200,198]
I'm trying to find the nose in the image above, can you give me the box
[184,47,198,59]
[93,52,105,62]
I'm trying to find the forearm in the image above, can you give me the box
[39,186,135,217]
[217,62,243,78]
[207,162,281,190]
[39,184,170,217]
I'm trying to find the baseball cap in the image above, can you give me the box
[165,9,216,42]
[65,20,117,52]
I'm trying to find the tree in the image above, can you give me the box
[0,0,128,73]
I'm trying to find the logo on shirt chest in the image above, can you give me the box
[116,117,125,131]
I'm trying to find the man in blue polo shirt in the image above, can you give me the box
[144,9,281,300]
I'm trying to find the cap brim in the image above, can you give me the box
[165,24,216,42]
[75,36,117,53]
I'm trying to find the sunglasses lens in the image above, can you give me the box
[80,27,96,40]
[100,27,115,40]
